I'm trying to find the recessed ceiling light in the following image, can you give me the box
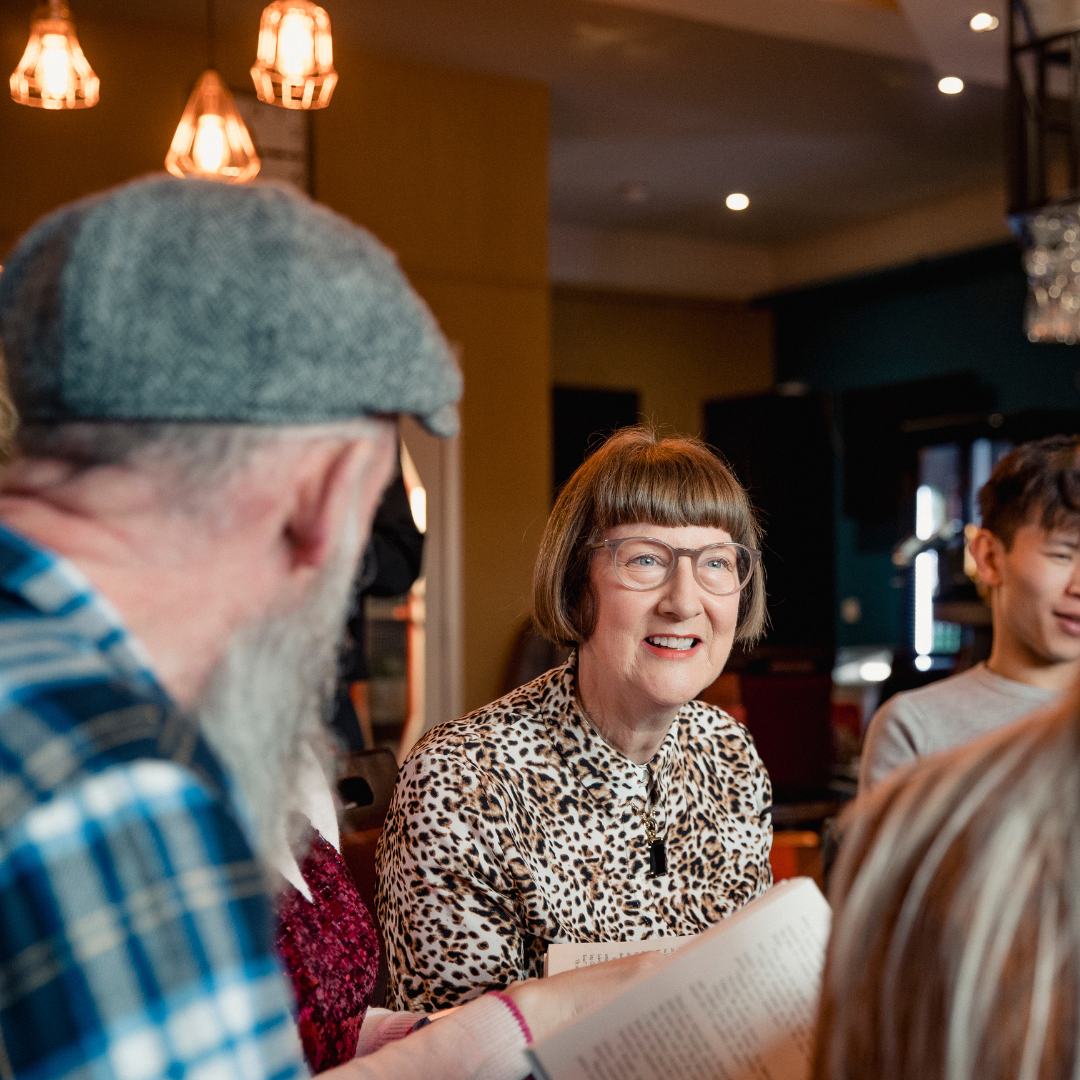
[969,12,999,31]
[938,76,964,94]
[725,193,749,211]
[618,181,648,203]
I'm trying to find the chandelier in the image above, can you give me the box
[251,0,337,110]
[1008,0,1080,342]
[9,0,99,110]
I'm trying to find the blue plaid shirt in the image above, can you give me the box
[0,524,306,1080]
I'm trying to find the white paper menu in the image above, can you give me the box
[528,877,831,1080]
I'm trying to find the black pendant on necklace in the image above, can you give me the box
[632,794,668,879]
[647,839,667,879]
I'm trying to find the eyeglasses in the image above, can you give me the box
[591,537,760,596]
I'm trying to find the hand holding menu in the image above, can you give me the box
[544,934,696,977]
[528,877,831,1080]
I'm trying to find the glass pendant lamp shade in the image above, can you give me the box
[165,69,260,182]
[251,0,337,109]
[9,0,99,110]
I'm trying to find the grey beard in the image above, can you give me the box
[194,521,361,866]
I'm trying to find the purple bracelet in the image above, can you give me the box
[490,991,533,1044]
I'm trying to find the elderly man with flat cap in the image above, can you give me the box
[0,177,653,1080]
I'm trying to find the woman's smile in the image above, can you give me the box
[578,520,743,743]
[378,426,772,1008]
[642,634,703,658]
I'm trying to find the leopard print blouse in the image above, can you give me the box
[376,654,773,1012]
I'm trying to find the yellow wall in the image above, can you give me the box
[315,53,551,712]
[0,11,551,713]
[551,286,775,438]
[0,14,207,256]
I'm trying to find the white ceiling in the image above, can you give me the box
[896,0,1008,86]
[64,0,1012,244]
[599,0,1010,85]
[596,0,924,61]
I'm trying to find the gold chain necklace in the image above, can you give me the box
[574,689,669,880]
[630,788,668,879]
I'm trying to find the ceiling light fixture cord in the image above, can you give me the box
[206,0,215,71]
[165,0,260,181]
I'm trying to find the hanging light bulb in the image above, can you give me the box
[10,0,99,109]
[251,0,337,110]
[165,70,260,183]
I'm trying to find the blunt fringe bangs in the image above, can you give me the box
[980,434,1080,547]
[533,426,766,646]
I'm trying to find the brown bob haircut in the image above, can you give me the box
[979,434,1080,548]
[533,425,766,647]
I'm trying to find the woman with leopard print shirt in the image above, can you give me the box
[377,427,774,1011]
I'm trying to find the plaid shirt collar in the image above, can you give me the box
[0,520,240,827]
[0,521,306,1080]
[0,520,167,703]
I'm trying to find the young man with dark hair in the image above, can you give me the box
[859,434,1080,792]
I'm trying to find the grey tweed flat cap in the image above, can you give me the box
[0,174,462,436]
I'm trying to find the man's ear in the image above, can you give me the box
[968,527,1005,589]
[284,431,396,570]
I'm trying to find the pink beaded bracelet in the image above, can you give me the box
[489,991,533,1044]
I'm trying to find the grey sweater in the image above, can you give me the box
[858,663,1059,793]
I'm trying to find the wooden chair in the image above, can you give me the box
[741,673,834,803]
[769,830,822,888]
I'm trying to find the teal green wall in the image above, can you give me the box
[769,243,1080,649]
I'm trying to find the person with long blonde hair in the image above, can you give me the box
[815,678,1080,1080]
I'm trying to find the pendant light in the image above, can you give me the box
[251,1,337,110]
[9,0,99,110]
[165,0,260,183]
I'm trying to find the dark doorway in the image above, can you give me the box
[840,371,993,540]
[705,392,835,654]
[552,386,640,499]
